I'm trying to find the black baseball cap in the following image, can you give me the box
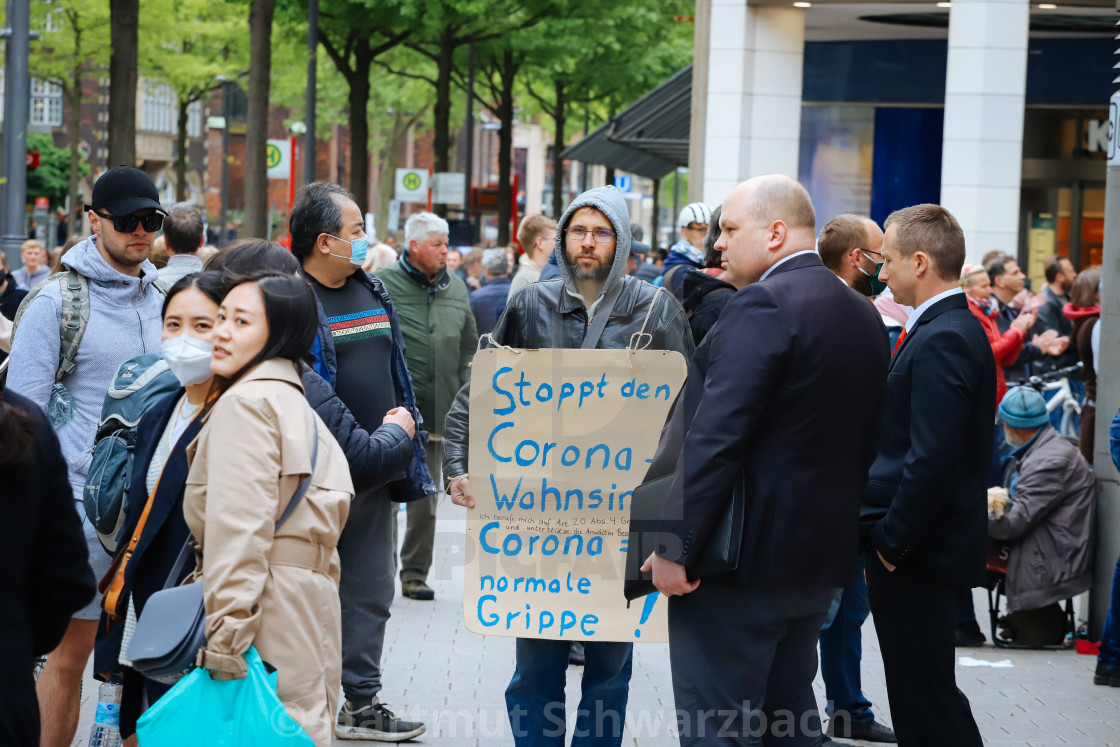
[84,166,166,216]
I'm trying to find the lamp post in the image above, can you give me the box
[305,0,318,184]
[0,0,31,266]
[217,77,233,248]
[288,121,307,216]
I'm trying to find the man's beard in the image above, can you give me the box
[101,232,149,267]
[568,250,613,282]
[852,272,874,297]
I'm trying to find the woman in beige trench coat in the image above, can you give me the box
[184,272,354,746]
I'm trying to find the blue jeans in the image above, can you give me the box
[1099,552,1120,668]
[506,638,633,747]
[819,554,875,725]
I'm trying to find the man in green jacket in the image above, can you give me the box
[375,211,477,600]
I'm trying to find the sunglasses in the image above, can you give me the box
[93,210,164,234]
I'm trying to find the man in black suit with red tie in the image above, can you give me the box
[643,175,890,745]
[862,204,994,746]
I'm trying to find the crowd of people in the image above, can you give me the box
[1,162,1118,747]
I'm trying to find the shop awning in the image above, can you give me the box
[560,65,691,180]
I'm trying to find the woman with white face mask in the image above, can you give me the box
[92,271,223,740]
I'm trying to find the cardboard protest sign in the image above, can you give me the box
[465,346,687,643]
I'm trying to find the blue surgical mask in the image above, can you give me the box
[327,234,368,266]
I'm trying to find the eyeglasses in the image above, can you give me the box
[683,223,708,232]
[861,248,883,260]
[94,210,164,234]
[566,227,615,244]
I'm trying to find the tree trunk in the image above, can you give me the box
[243,0,275,237]
[175,99,189,201]
[495,49,517,247]
[432,32,454,215]
[66,64,81,235]
[107,0,138,167]
[348,43,372,212]
[550,79,565,219]
[377,111,405,241]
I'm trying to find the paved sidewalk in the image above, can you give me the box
[73,497,1120,745]
[375,500,1120,746]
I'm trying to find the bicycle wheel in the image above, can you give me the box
[1060,404,1080,447]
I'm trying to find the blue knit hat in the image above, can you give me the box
[999,386,1049,429]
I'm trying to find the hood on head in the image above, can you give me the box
[553,185,632,303]
[62,234,160,286]
[1062,301,1100,322]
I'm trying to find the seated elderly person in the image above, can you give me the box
[989,386,1097,645]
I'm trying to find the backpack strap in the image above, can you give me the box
[9,269,89,384]
[56,269,89,382]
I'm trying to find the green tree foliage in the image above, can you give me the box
[28,0,109,217]
[308,0,415,210]
[519,1,694,215]
[140,0,248,200]
[398,0,551,210]
[26,133,90,208]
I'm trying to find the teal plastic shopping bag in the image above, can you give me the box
[135,646,315,746]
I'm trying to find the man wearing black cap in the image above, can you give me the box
[7,166,168,747]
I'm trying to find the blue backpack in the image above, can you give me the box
[84,353,181,553]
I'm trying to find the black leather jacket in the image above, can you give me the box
[442,274,694,481]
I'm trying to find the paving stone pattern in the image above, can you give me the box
[74,499,1120,745]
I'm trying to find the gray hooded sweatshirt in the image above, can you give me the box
[441,185,694,482]
[553,184,634,317]
[7,235,165,504]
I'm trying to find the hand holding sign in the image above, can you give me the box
[450,475,476,508]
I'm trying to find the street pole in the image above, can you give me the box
[305,0,317,185]
[1091,5,1120,637]
[219,81,232,248]
[0,0,31,267]
[464,44,474,202]
[672,167,682,240]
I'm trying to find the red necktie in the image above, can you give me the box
[892,327,908,358]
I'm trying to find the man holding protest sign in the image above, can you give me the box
[444,184,693,746]
[643,175,889,745]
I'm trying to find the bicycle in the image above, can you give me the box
[1013,362,1083,446]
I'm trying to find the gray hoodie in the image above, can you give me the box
[552,184,633,318]
[7,235,164,503]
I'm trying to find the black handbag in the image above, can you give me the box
[127,418,319,683]
[623,394,747,601]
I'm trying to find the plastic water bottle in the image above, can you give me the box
[87,681,122,747]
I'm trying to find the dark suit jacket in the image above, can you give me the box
[655,253,889,589]
[0,390,96,747]
[92,391,201,737]
[861,292,995,587]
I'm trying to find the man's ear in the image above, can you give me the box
[767,220,787,250]
[913,250,931,279]
[315,232,332,256]
[848,246,863,266]
[88,210,101,236]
